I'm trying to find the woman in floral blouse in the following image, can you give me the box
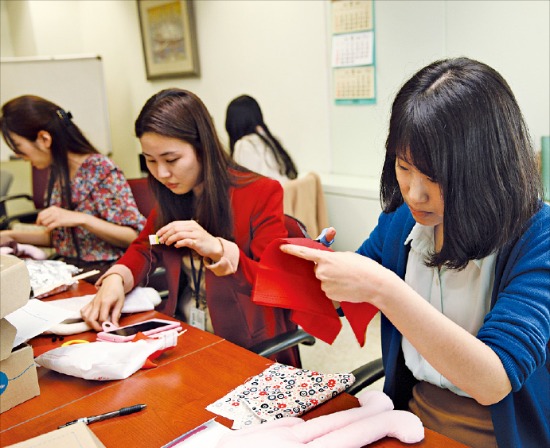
[0,95,145,280]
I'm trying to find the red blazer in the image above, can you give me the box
[115,174,299,365]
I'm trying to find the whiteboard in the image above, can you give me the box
[0,55,111,161]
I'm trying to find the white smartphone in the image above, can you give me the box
[96,318,182,342]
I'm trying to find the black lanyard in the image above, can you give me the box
[189,254,204,309]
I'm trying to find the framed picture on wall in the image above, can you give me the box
[137,0,200,79]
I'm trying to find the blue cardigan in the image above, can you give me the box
[356,203,550,448]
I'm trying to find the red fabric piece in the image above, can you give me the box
[134,332,172,369]
[253,238,378,346]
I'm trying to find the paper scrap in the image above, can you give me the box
[4,299,74,348]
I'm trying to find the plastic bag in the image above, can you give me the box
[35,329,179,380]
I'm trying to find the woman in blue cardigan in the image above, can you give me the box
[282,57,549,448]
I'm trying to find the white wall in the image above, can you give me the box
[330,0,447,179]
[445,0,549,151]
[2,0,332,179]
[0,1,14,56]
[2,1,548,177]
[329,0,550,179]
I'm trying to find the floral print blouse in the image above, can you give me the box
[48,154,146,261]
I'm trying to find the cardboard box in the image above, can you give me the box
[0,318,17,361]
[6,421,106,448]
[0,344,40,413]
[0,254,31,319]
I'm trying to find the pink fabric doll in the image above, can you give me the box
[215,390,424,448]
[0,240,47,259]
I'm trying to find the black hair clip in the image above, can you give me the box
[56,109,73,125]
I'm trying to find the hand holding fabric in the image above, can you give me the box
[156,219,222,261]
[215,390,424,448]
[253,238,378,346]
[281,244,400,304]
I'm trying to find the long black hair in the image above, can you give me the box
[225,95,298,180]
[381,57,542,269]
[1,95,98,210]
[135,88,255,240]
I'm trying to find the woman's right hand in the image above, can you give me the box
[280,244,399,306]
[81,274,126,331]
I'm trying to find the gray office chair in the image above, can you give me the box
[0,169,14,219]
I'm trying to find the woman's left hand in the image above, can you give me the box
[156,220,223,261]
[36,206,83,230]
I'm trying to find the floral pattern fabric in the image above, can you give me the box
[48,154,146,261]
[206,363,355,429]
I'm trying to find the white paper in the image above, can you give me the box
[5,299,74,348]
[331,31,373,68]
[4,287,162,348]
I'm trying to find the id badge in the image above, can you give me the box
[190,307,206,331]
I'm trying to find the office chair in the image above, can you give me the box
[347,357,385,395]
[127,176,169,299]
[127,176,156,217]
[0,169,14,219]
[0,166,49,230]
[283,172,329,238]
[1,172,155,231]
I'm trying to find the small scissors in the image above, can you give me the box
[315,228,334,247]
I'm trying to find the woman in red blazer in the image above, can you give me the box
[81,89,299,366]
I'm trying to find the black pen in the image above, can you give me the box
[59,404,146,428]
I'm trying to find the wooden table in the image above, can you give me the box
[1,281,466,447]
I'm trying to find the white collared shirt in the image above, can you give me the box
[401,223,497,397]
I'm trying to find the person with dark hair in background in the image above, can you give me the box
[82,88,300,366]
[282,58,549,447]
[225,94,298,184]
[0,95,145,280]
